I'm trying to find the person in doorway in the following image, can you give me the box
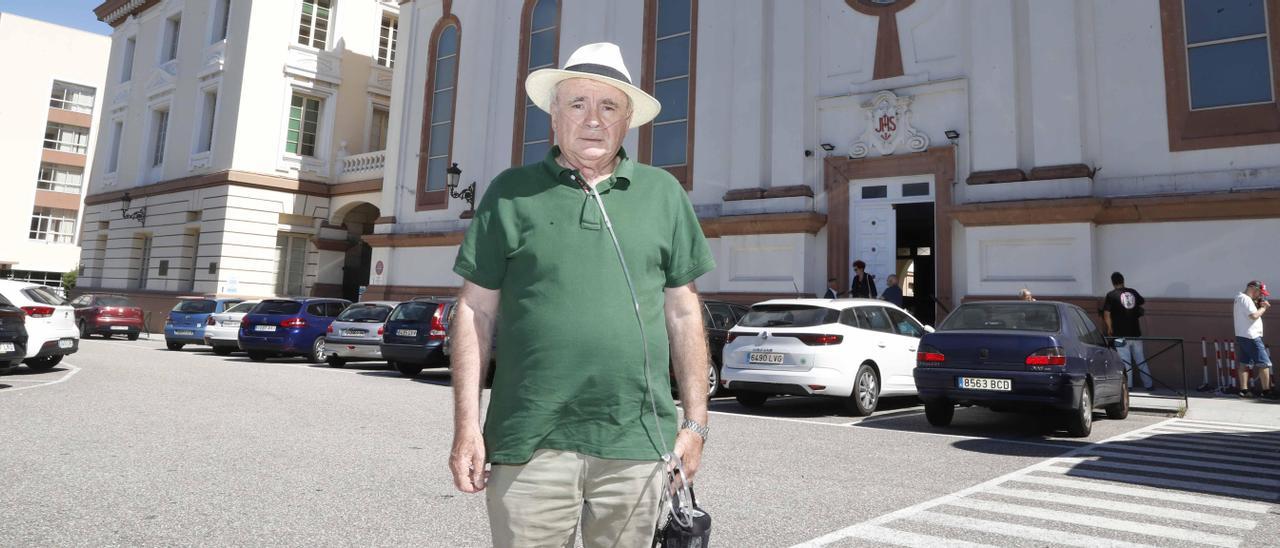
[1103,272,1150,390]
[822,277,840,299]
[1234,280,1273,399]
[881,274,904,307]
[1018,288,1035,301]
[447,43,715,546]
[850,260,877,298]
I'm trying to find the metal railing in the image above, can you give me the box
[1106,336,1187,405]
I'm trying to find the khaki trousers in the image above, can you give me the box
[486,449,664,548]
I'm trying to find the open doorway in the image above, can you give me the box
[338,203,379,302]
[894,202,936,326]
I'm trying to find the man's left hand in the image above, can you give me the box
[672,429,704,481]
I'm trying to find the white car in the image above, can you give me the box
[0,280,79,370]
[720,298,932,416]
[203,300,259,356]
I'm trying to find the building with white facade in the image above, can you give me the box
[78,0,401,315]
[0,14,109,289]
[368,0,1278,386]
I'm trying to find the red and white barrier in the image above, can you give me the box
[1229,340,1238,390]
[1215,339,1225,391]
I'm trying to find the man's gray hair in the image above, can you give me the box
[1018,288,1033,298]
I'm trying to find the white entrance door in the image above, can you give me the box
[851,203,896,289]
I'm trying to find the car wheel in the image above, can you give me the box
[1105,382,1129,420]
[308,337,327,363]
[248,351,269,362]
[707,362,721,398]
[166,342,184,351]
[211,346,233,356]
[25,355,62,371]
[843,363,880,416]
[395,361,424,377]
[327,355,346,368]
[1066,384,1094,438]
[127,333,139,341]
[924,400,954,426]
[734,392,768,408]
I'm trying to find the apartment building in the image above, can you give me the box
[0,14,109,289]
[78,0,399,308]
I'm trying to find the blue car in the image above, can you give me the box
[913,301,1128,437]
[165,298,244,350]
[238,298,350,362]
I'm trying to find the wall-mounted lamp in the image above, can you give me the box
[820,143,836,152]
[944,130,960,145]
[445,162,476,214]
[121,192,146,226]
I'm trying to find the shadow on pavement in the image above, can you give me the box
[1,366,71,376]
[707,395,923,419]
[854,405,1097,449]
[357,368,453,387]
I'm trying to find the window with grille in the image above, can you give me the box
[162,15,182,62]
[36,164,84,194]
[136,235,153,289]
[377,14,398,68]
[151,109,170,167]
[121,36,136,83]
[196,89,218,153]
[28,208,77,244]
[108,121,124,173]
[369,106,389,152]
[513,0,559,166]
[275,233,308,296]
[287,93,322,157]
[50,81,96,114]
[641,0,697,186]
[298,0,333,50]
[421,24,458,194]
[1183,0,1272,110]
[43,123,89,154]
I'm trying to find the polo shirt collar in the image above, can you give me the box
[542,146,633,193]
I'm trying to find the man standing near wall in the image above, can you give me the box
[1103,272,1150,390]
[1234,281,1273,399]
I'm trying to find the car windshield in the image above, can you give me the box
[254,300,302,315]
[939,303,1061,332]
[389,302,438,322]
[172,300,217,314]
[22,286,66,305]
[96,296,134,307]
[225,301,258,314]
[337,304,391,322]
[736,305,839,328]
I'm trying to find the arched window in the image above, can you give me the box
[416,18,461,210]
[640,0,697,188]
[512,0,560,166]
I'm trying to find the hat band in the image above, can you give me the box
[561,63,632,85]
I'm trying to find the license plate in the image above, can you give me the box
[255,325,277,333]
[343,329,367,337]
[396,329,417,337]
[224,321,239,327]
[111,326,129,331]
[0,343,13,352]
[175,330,194,336]
[57,338,74,349]
[749,352,785,365]
[958,377,1012,391]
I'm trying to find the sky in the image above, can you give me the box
[0,0,111,35]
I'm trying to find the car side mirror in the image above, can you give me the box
[923,325,935,334]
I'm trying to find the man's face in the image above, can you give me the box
[887,276,898,287]
[551,78,631,162]
[1247,286,1260,299]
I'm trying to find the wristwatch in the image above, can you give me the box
[680,419,709,442]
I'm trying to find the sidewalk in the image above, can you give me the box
[1130,389,1280,427]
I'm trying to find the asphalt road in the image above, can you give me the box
[2,336,1277,547]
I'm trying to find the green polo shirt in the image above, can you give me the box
[453,147,715,464]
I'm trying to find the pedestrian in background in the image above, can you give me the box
[1018,288,1035,301]
[1103,272,1150,390]
[882,274,904,307]
[1234,280,1273,399]
[850,260,877,298]
[822,277,840,299]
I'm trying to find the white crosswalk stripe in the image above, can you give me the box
[796,418,1278,548]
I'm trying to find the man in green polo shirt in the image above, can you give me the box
[447,42,715,547]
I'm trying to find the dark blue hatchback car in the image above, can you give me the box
[238,298,350,362]
[913,301,1128,437]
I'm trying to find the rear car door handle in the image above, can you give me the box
[877,342,887,348]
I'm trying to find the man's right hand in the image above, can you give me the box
[449,428,488,493]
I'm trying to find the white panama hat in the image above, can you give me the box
[524,42,661,129]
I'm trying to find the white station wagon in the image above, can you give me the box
[720,298,933,416]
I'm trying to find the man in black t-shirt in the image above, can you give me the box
[1103,272,1149,389]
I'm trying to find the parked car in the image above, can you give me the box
[324,301,397,367]
[164,298,244,350]
[913,301,1129,437]
[381,298,454,377]
[0,280,78,370]
[720,298,932,416]
[70,294,144,340]
[673,300,750,398]
[0,294,29,374]
[238,298,350,362]
[203,300,260,355]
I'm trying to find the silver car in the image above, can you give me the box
[204,300,259,356]
[324,301,397,367]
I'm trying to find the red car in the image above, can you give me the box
[71,294,145,340]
